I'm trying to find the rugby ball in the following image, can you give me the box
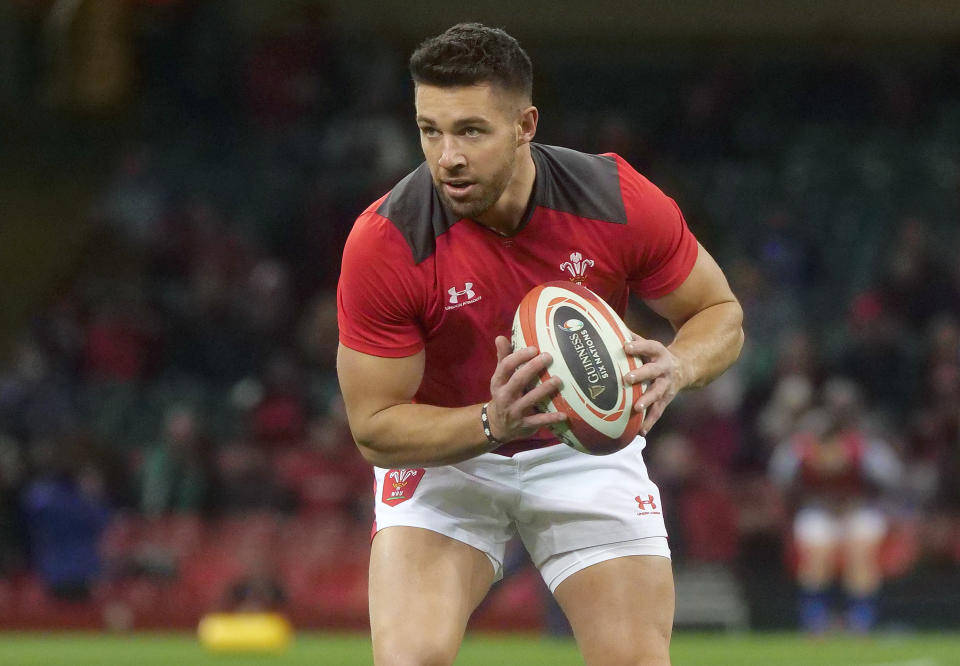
[511,281,645,455]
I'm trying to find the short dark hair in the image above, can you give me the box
[409,23,533,101]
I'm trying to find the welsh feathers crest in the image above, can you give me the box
[388,469,419,484]
[381,468,425,506]
[560,252,594,283]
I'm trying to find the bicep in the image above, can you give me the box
[336,343,425,436]
[642,243,738,330]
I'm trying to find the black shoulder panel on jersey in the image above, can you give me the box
[376,162,459,264]
[530,144,627,224]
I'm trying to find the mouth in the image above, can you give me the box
[442,180,476,199]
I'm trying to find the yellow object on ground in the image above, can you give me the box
[197,612,293,652]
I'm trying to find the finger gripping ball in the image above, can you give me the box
[511,281,645,455]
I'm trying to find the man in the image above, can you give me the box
[769,379,902,634]
[337,23,743,665]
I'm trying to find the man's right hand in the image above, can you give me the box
[486,335,567,443]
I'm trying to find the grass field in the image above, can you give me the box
[1,632,959,665]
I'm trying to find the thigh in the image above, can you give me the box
[553,554,674,666]
[842,506,887,545]
[794,507,841,585]
[794,507,840,547]
[369,526,495,666]
[516,439,668,570]
[372,462,516,581]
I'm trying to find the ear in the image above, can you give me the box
[517,105,538,146]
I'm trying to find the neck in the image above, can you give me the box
[475,143,536,236]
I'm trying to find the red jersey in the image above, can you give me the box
[337,143,698,455]
[794,430,870,500]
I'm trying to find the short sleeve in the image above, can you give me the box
[337,212,425,357]
[614,155,699,299]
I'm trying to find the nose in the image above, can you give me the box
[438,137,466,171]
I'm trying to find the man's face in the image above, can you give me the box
[415,83,524,220]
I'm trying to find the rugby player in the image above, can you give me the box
[337,23,744,665]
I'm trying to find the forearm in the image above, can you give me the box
[351,402,493,468]
[668,300,744,389]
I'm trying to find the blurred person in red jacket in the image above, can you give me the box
[769,378,902,633]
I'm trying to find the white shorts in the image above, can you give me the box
[372,437,670,592]
[794,505,888,546]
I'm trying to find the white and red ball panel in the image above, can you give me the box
[511,281,645,455]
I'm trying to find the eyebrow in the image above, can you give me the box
[416,115,492,127]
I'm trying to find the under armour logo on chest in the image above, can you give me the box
[448,283,476,304]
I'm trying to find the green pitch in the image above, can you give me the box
[1,632,959,665]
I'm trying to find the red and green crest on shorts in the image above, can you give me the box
[382,468,425,506]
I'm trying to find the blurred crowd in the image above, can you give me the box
[0,4,959,630]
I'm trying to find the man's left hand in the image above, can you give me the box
[623,334,688,436]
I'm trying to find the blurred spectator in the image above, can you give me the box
[0,338,76,442]
[139,405,215,517]
[769,379,902,633]
[272,396,370,518]
[680,367,746,473]
[296,289,343,418]
[20,439,111,601]
[906,317,960,562]
[222,557,287,613]
[680,467,740,564]
[647,431,694,558]
[755,210,815,297]
[98,145,165,246]
[728,259,795,374]
[648,431,739,563]
[215,441,290,513]
[754,329,820,458]
[297,289,338,369]
[879,217,957,328]
[839,217,956,417]
[242,259,294,342]
[244,6,338,130]
[181,203,255,320]
[248,352,308,447]
[757,374,814,450]
[30,295,85,382]
[0,434,25,577]
[733,471,789,570]
[82,296,160,383]
[662,369,747,564]
[925,315,960,368]
[595,111,651,169]
[839,287,917,416]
